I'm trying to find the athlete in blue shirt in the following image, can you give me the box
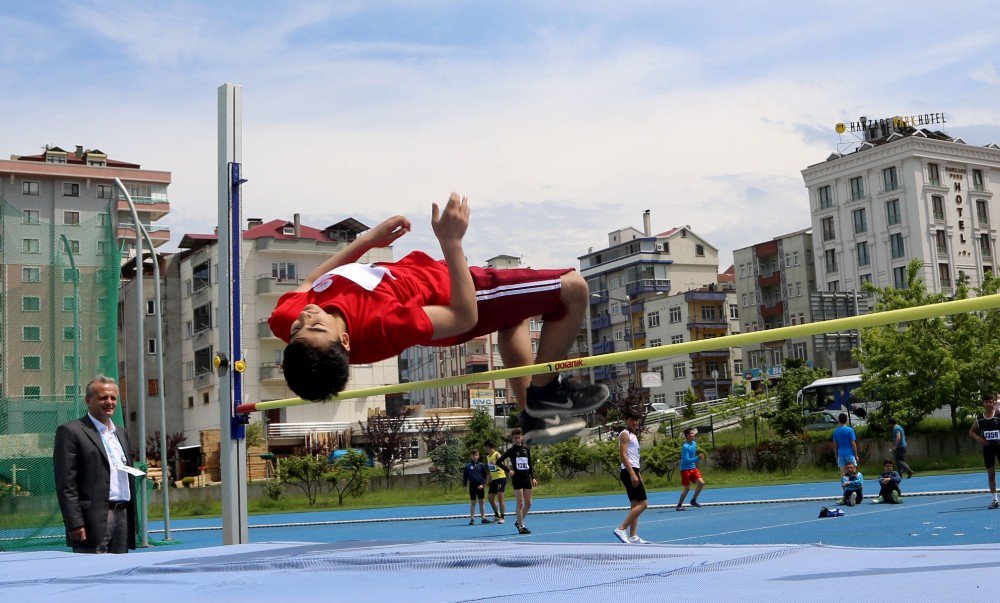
[832,413,859,475]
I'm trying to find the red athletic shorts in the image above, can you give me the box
[681,468,703,486]
[432,266,573,346]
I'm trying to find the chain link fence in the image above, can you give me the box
[0,196,120,550]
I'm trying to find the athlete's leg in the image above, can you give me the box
[498,320,532,410]
[530,272,588,388]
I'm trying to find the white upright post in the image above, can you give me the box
[218,83,249,544]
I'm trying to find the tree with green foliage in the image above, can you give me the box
[772,358,827,436]
[463,409,504,456]
[592,438,623,481]
[428,440,465,492]
[277,455,331,506]
[855,261,1000,431]
[360,409,411,487]
[327,450,370,505]
[546,437,596,479]
[596,383,647,440]
[642,436,682,483]
[682,389,698,420]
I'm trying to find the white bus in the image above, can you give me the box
[797,375,871,421]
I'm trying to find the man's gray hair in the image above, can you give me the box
[85,374,118,399]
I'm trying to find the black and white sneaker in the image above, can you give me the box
[525,376,609,418]
[521,412,585,446]
[989,499,999,510]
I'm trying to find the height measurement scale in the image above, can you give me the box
[218,83,249,544]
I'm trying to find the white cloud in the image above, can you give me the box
[971,62,1000,87]
[2,0,998,275]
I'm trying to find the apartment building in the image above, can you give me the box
[803,121,1000,295]
[0,145,170,407]
[579,210,720,397]
[643,272,743,406]
[732,229,825,382]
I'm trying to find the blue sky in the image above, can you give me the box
[2,1,998,269]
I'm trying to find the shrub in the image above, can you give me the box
[546,437,596,479]
[642,437,682,483]
[814,442,837,469]
[710,444,743,471]
[752,436,806,476]
[264,480,283,501]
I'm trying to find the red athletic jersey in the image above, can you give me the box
[269,251,571,365]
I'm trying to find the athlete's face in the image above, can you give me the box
[289,304,349,349]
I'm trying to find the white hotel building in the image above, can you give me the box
[803,122,1000,295]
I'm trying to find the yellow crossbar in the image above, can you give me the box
[237,293,1000,413]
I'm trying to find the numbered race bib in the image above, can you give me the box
[515,456,529,471]
[487,463,498,472]
[984,429,1000,441]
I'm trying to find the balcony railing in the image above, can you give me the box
[686,319,727,330]
[757,271,781,288]
[258,320,278,339]
[260,362,283,381]
[760,300,784,318]
[626,279,671,298]
[257,275,303,295]
[117,197,170,220]
[268,421,352,438]
[591,314,611,330]
[592,341,614,354]
[684,291,726,302]
[689,350,730,359]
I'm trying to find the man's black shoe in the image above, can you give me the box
[525,377,609,418]
[520,412,585,446]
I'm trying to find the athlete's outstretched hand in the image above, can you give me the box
[366,215,411,248]
[431,192,470,249]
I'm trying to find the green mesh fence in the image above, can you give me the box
[0,196,120,551]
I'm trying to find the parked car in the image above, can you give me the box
[804,411,840,431]
[328,448,374,467]
[646,402,678,416]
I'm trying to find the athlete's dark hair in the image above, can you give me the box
[883,459,893,466]
[683,427,696,436]
[624,409,642,421]
[484,440,496,450]
[838,413,849,424]
[282,339,350,401]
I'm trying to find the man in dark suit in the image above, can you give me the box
[54,375,137,553]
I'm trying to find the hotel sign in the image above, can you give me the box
[836,112,946,134]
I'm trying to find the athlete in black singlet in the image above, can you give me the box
[969,393,1000,509]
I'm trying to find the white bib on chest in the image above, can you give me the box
[312,263,394,292]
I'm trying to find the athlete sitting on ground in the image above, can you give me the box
[268,193,608,444]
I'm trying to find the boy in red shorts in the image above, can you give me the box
[676,427,706,510]
[269,193,608,444]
